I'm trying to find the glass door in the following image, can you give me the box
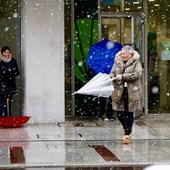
[99,13,144,57]
[99,13,145,116]
[100,16,134,45]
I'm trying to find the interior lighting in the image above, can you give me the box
[133,1,140,4]
[154,4,160,6]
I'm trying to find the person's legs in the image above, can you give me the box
[2,94,13,117]
[123,112,134,135]
[117,111,134,144]
[0,94,5,117]
[121,86,133,144]
[7,94,13,117]
[3,95,8,117]
[121,111,134,144]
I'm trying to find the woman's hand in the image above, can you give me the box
[115,74,122,81]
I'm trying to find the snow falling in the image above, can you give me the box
[64,0,170,117]
[0,0,169,117]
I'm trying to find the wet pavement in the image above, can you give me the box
[0,114,170,169]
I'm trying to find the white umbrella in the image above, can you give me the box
[73,72,114,97]
[144,165,170,170]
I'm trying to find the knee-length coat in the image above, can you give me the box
[0,58,19,95]
[110,50,143,112]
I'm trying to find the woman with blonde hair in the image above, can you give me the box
[110,45,143,144]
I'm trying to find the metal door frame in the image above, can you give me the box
[98,12,143,45]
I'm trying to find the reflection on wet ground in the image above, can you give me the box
[0,167,146,170]
[0,167,147,170]
[0,114,170,169]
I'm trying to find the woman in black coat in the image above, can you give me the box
[0,46,19,117]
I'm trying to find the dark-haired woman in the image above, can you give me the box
[0,46,19,117]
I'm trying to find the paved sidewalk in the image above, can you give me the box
[0,114,170,169]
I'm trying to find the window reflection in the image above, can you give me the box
[100,0,143,12]
[0,0,21,116]
[148,0,170,113]
[65,0,170,115]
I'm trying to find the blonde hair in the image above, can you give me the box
[121,45,134,54]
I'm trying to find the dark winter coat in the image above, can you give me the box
[0,58,19,95]
[110,50,143,112]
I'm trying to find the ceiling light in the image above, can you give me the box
[148,0,155,1]
[154,4,160,6]
[133,2,140,4]
[125,8,130,11]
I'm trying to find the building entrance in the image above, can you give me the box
[99,12,144,60]
[99,12,145,116]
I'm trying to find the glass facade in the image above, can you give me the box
[0,0,21,116]
[100,15,143,53]
[65,0,99,117]
[74,0,99,117]
[148,0,170,113]
[65,0,72,117]
[100,0,143,12]
[64,0,170,116]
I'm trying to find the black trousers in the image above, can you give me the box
[0,94,13,117]
[117,87,134,135]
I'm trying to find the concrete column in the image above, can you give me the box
[21,0,64,123]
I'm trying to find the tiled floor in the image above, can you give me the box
[0,114,170,169]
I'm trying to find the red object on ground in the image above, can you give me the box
[0,116,30,128]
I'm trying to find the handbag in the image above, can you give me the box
[111,85,124,102]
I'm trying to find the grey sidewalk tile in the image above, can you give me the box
[0,147,10,164]
[1,116,170,168]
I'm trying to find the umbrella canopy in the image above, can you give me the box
[73,72,114,97]
[87,39,122,75]
[0,116,30,128]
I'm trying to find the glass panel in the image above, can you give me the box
[70,0,144,117]
[148,0,170,113]
[121,18,132,44]
[101,17,132,44]
[101,18,121,42]
[101,15,144,117]
[100,0,143,12]
[65,0,72,116]
[0,0,21,116]
[74,0,99,117]
[134,15,143,55]
[101,15,143,53]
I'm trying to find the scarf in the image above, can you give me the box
[0,54,12,63]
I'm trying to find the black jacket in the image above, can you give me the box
[0,58,19,95]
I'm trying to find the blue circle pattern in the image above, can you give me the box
[87,39,122,75]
